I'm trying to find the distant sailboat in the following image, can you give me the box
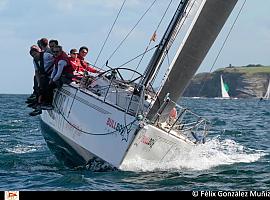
[263,80,270,100]
[220,75,230,99]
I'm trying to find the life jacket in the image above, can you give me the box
[77,54,88,69]
[34,52,54,76]
[54,52,74,76]
[77,54,97,73]
[69,57,82,72]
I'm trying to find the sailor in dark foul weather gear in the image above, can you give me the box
[28,44,54,116]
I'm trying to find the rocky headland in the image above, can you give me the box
[183,64,270,98]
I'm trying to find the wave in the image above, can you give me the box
[121,136,266,172]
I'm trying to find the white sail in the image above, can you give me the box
[221,75,230,98]
[263,80,270,100]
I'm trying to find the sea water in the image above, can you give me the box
[0,94,269,191]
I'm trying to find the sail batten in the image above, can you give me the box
[147,0,238,121]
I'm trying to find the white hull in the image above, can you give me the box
[40,83,198,170]
[41,83,141,168]
[122,125,194,166]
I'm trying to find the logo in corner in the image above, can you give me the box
[5,191,19,200]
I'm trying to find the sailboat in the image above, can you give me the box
[262,79,270,100]
[220,75,230,99]
[39,0,238,170]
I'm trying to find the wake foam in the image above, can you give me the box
[6,144,40,154]
[120,136,266,172]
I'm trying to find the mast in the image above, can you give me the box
[140,0,189,89]
[147,0,238,121]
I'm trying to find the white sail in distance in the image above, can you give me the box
[263,80,270,100]
[221,75,230,98]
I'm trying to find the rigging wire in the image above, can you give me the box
[101,0,158,69]
[130,0,173,80]
[150,0,196,86]
[67,0,127,116]
[90,46,158,85]
[197,0,247,97]
[94,0,127,67]
[117,45,158,68]
[133,0,196,110]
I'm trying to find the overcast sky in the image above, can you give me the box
[0,0,269,94]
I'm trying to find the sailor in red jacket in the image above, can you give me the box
[69,49,81,71]
[77,46,99,74]
[68,48,84,81]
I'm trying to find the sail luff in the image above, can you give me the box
[221,75,230,98]
[147,0,238,121]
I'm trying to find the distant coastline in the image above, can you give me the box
[183,64,270,98]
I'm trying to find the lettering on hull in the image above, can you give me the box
[54,90,68,115]
[134,131,156,149]
[106,117,133,142]
[141,135,155,148]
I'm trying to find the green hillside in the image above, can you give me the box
[216,64,270,74]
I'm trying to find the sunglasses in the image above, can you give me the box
[53,50,60,54]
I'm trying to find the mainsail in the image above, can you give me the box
[221,75,230,98]
[146,0,238,121]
